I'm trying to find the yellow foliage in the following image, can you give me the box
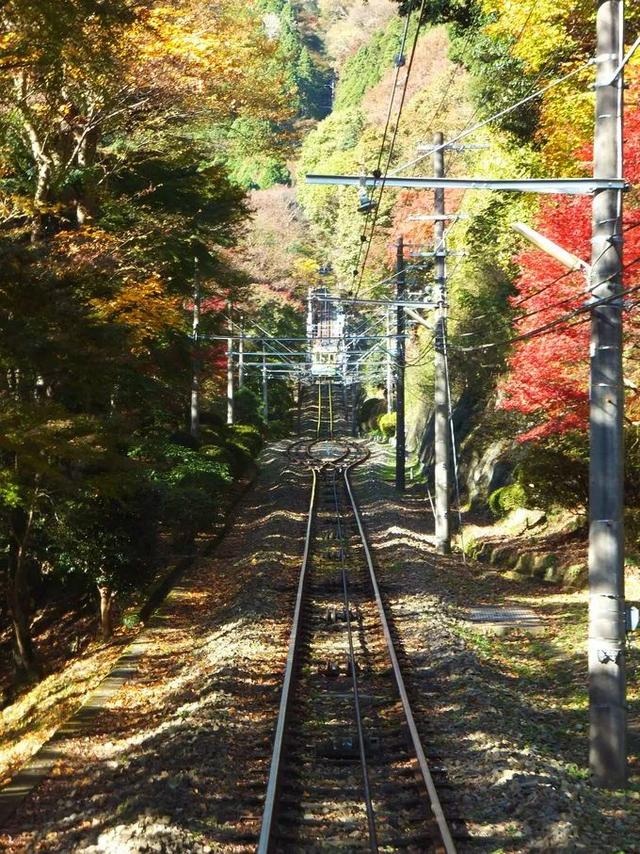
[479,0,591,74]
[536,78,594,175]
[293,257,321,280]
[90,274,183,354]
[128,0,292,124]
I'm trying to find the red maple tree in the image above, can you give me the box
[499,88,640,441]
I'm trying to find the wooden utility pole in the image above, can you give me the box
[227,303,234,426]
[190,258,201,439]
[433,132,451,554]
[588,0,626,788]
[395,236,406,492]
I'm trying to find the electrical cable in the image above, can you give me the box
[455,270,640,354]
[419,0,540,154]
[445,224,622,332]
[391,59,593,176]
[511,268,575,308]
[361,31,577,307]
[389,1,584,332]
[353,13,414,275]
[353,0,428,299]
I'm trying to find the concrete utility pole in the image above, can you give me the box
[190,258,201,439]
[395,236,406,492]
[227,303,234,426]
[238,315,245,388]
[433,132,451,554]
[262,343,269,423]
[588,0,626,788]
[386,307,394,414]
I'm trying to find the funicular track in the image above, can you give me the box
[259,382,456,853]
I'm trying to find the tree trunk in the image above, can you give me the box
[30,158,51,242]
[98,585,115,640]
[20,103,53,242]
[7,508,40,683]
[75,127,99,226]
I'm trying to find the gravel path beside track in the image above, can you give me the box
[2,437,638,853]
[0,442,310,853]
[353,444,640,853]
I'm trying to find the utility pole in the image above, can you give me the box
[190,258,201,439]
[433,132,451,554]
[395,236,406,492]
[386,307,394,414]
[227,302,234,426]
[238,315,245,388]
[588,0,626,788]
[262,342,269,423]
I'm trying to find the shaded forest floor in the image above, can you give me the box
[0,438,638,852]
[0,466,256,793]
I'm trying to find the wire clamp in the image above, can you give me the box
[597,648,623,665]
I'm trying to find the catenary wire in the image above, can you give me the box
[353,0,428,299]
[353,13,414,274]
[391,59,593,176]
[454,270,640,354]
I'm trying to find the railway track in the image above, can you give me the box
[259,383,456,853]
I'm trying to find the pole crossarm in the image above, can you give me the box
[227,351,307,358]
[317,295,437,309]
[306,174,628,195]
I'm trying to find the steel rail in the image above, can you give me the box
[330,469,379,851]
[328,381,334,439]
[343,465,458,854]
[257,468,318,854]
[287,437,359,470]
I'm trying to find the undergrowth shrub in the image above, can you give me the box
[50,480,159,595]
[488,482,528,517]
[234,386,263,428]
[378,411,396,442]
[133,438,232,545]
[517,435,588,511]
[227,424,263,474]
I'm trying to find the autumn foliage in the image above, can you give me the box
[0,0,305,680]
[499,90,640,441]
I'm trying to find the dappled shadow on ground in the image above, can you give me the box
[0,454,310,853]
[354,447,639,853]
[3,441,638,853]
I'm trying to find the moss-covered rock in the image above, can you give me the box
[489,483,528,517]
[514,552,534,575]
[489,544,519,568]
[563,563,587,588]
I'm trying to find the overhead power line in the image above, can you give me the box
[455,258,640,354]
[391,59,593,176]
[354,0,428,299]
[353,12,414,274]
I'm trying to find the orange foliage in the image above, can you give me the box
[91,275,183,355]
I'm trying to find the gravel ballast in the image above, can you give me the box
[1,438,638,853]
